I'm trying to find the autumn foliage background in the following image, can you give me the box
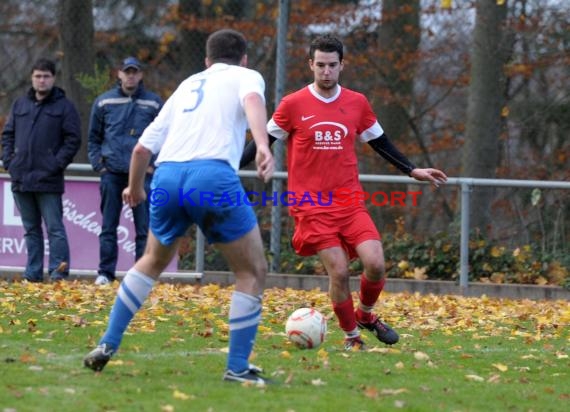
[0,0,568,285]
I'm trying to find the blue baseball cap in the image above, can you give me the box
[121,57,142,71]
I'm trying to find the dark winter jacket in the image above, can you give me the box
[1,86,81,193]
[87,82,162,173]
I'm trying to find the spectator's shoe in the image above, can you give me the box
[50,262,68,282]
[344,336,368,351]
[23,275,43,283]
[83,343,115,372]
[49,273,67,282]
[95,275,111,286]
[356,314,399,345]
[223,368,270,385]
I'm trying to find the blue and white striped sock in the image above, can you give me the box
[99,268,155,350]
[226,291,262,373]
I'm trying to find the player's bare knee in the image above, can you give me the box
[364,257,385,275]
[329,270,351,287]
[240,255,267,280]
[363,263,385,282]
[253,260,268,279]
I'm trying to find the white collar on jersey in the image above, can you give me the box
[308,83,342,103]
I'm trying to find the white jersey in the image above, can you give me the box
[139,63,265,171]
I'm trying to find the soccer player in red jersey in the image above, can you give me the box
[243,34,447,350]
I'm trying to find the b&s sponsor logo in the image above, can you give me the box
[310,121,348,150]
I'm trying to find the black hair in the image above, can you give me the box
[31,58,56,75]
[206,29,247,65]
[309,35,344,61]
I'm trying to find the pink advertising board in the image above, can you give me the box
[0,174,177,272]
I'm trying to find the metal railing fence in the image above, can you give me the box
[2,162,569,290]
[235,170,570,291]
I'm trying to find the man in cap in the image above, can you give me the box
[88,57,163,285]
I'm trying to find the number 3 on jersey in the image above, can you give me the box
[183,79,206,112]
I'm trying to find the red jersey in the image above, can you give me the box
[268,85,383,216]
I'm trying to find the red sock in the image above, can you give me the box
[332,296,357,332]
[356,274,385,323]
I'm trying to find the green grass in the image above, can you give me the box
[1,281,568,412]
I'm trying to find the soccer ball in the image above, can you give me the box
[285,307,327,349]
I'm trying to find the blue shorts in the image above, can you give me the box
[149,160,257,245]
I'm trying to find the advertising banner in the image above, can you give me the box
[0,175,177,272]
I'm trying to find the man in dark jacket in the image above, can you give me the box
[87,57,163,285]
[1,58,81,282]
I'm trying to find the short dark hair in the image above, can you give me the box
[309,35,344,61]
[31,58,56,75]
[206,29,247,65]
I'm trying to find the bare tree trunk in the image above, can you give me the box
[58,0,95,164]
[462,0,509,232]
[377,0,420,142]
[372,0,428,230]
[178,0,208,79]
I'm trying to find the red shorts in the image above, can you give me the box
[291,207,381,258]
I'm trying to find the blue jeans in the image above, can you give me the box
[98,172,150,280]
[13,192,70,281]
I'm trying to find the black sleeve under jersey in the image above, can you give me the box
[367,133,416,176]
[239,135,277,169]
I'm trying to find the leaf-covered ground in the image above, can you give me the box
[3,280,567,340]
[1,280,569,411]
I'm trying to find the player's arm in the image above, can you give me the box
[243,92,274,182]
[368,133,416,176]
[123,142,152,207]
[368,133,447,186]
[239,134,277,169]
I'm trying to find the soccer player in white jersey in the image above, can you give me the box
[84,29,275,385]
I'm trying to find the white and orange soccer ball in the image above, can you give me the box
[285,307,327,349]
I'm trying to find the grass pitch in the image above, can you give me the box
[1,280,568,411]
